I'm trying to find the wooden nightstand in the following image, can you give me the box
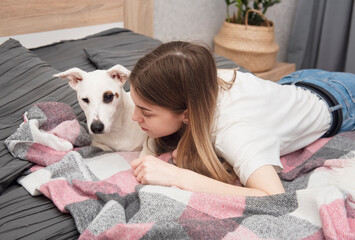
[253,62,296,82]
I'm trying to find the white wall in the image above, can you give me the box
[154,0,226,49]
[0,22,123,49]
[153,0,297,62]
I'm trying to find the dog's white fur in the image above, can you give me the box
[54,64,154,156]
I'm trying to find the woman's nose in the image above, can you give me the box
[132,107,143,123]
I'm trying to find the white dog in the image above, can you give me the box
[54,64,154,156]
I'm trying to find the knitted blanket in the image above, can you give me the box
[5,102,355,239]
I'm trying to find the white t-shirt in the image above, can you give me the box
[213,70,331,186]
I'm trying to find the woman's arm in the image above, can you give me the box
[177,164,285,196]
[246,165,285,195]
[130,156,285,197]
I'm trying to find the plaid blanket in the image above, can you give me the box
[5,102,355,239]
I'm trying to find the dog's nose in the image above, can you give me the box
[91,121,104,134]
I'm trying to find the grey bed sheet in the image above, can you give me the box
[0,28,241,239]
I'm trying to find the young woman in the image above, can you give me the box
[129,41,355,196]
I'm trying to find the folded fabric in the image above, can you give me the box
[5,102,91,163]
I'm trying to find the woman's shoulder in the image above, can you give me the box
[217,68,238,82]
[217,69,270,84]
[217,69,280,93]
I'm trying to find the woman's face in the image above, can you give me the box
[130,88,187,138]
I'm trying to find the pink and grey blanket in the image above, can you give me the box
[5,102,355,239]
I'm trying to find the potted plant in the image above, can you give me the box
[214,0,281,72]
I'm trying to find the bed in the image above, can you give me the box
[0,1,354,239]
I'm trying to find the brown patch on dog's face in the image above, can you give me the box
[103,91,115,103]
[115,92,119,98]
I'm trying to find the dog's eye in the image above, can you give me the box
[82,98,89,103]
[103,93,114,103]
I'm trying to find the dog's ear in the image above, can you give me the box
[107,64,131,84]
[53,68,86,90]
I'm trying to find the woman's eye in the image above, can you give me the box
[142,111,151,118]
[103,93,114,103]
[82,98,89,103]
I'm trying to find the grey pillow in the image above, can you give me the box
[84,48,154,71]
[84,47,244,71]
[0,39,80,193]
[84,47,246,91]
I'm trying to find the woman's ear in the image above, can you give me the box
[182,110,188,124]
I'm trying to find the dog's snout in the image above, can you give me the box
[91,121,104,134]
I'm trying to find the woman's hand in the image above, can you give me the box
[130,155,182,187]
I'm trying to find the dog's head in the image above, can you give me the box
[54,64,130,135]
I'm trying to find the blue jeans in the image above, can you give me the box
[278,69,355,134]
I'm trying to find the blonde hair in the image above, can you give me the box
[130,41,236,184]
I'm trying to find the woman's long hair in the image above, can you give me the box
[130,41,236,184]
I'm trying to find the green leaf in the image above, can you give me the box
[230,0,281,25]
[253,2,259,10]
[225,0,237,6]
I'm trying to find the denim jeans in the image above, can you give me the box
[278,69,355,134]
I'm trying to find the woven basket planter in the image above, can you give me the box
[214,10,279,73]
